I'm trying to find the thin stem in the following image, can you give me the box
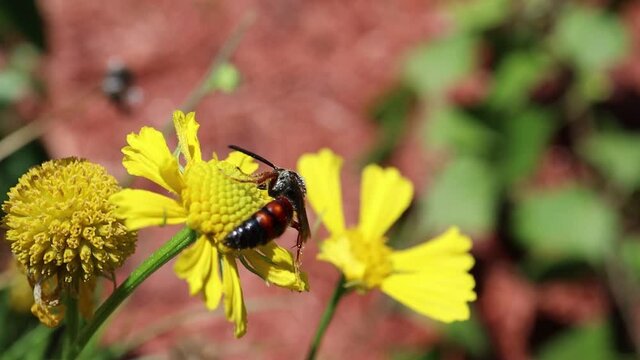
[71,227,197,358]
[306,275,349,360]
[63,296,79,360]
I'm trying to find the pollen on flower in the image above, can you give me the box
[182,159,270,246]
[2,158,137,293]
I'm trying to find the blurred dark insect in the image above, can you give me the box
[101,59,142,113]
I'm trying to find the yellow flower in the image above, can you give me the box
[2,158,136,326]
[298,149,476,323]
[110,110,308,337]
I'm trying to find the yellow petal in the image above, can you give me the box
[297,149,345,235]
[391,227,474,273]
[221,255,247,338]
[173,110,202,164]
[381,227,476,323]
[358,165,413,241]
[241,242,309,291]
[110,189,187,230]
[122,126,183,194]
[225,151,259,175]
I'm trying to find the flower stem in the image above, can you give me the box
[71,227,197,358]
[63,296,79,360]
[306,275,348,360]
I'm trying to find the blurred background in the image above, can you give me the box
[2,0,640,359]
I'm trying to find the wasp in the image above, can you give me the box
[223,145,311,261]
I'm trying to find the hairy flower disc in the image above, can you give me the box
[2,158,137,287]
[182,160,271,246]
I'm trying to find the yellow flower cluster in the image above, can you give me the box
[2,158,136,326]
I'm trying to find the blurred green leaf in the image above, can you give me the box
[537,322,615,360]
[580,130,640,192]
[513,186,619,264]
[448,0,510,32]
[363,86,415,165]
[488,50,552,113]
[0,69,30,104]
[499,109,555,185]
[424,107,496,157]
[446,313,490,357]
[424,157,500,235]
[2,325,53,360]
[207,62,240,93]
[403,33,476,99]
[553,5,628,72]
[621,236,640,281]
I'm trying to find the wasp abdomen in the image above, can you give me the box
[224,196,294,249]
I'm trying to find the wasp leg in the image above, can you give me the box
[290,221,305,264]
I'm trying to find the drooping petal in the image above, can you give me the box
[221,255,247,337]
[297,149,346,235]
[122,126,183,194]
[380,227,476,323]
[174,236,223,310]
[358,165,413,242]
[173,111,202,165]
[110,189,187,230]
[241,242,309,291]
[225,151,259,175]
[174,236,210,293]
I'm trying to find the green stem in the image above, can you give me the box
[63,296,79,360]
[306,275,349,360]
[71,227,197,358]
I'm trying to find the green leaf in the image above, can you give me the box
[2,326,54,360]
[553,5,628,72]
[207,62,240,93]
[537,322,616,360]
[621,236,640,282]
[0,69,30,103]
[446,313,490,357]
[424,157,500,235]
[513,186,619,264]
[448,0,510,32]
[499,109,556,185]
[403,33,476,99]
[487,50,552,113]
[580,130,640,192]
[424,107,496,157]
[363,86,415,165]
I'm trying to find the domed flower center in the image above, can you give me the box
[181,160,270,248]
[2,158,137,288]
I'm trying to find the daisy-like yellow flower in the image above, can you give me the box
[110,111,308,337]
[298,149,476,323]
[2,158,136,326]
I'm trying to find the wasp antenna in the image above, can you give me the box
[228,145,278,169]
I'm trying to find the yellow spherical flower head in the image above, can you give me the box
[2,158,137,326]
[298,149,476,323]
[110,110,309,337]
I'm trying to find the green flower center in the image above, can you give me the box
[181,160,270,247]
[2,158,137,287]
